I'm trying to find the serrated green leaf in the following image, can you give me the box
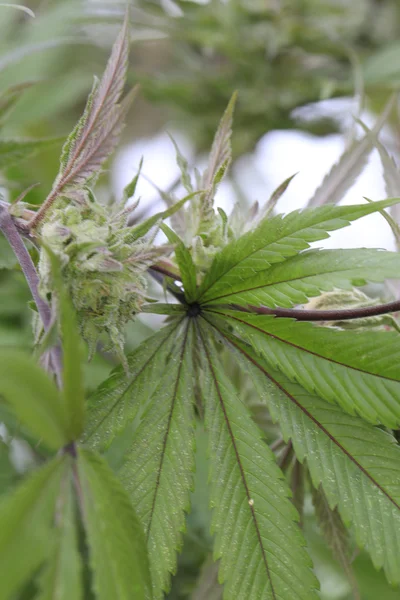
[0,456,67,599]
[0,137,63,170]
[197,199,400,304]
[77,449,151,600]
[119,319,196,599]
[44,246,84,440]
[84,319,184,451]
[160,223,197,302]
[197,321,318,600]
[222,330,400,585]
[261,172,298,219]
[215,310,400,428]
[34,470,83,600]
[201,92,237,208]
[203,247,400,307]
[0,349,69,449]
[168,134,193,194]
[122,156,143,203]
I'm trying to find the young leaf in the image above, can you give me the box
[223,331,400,585]
[215,310,400,427]
[202,247,400,307]
[0,349,69,449]
[261,172,298,219]
[30,12,135,227]
[160,222,197,302]
[119,319,196,599]
[35,469,83,600]
[77,449,151,600]
[196,322,318,600]
[45,246,85,440]
[84,319,184,451]
[201,92,237,212]
[0,456,68,599]
[168,134,193,194]
[197,198,400,304]
[0,138,63,170]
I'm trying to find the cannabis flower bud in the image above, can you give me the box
[38,192,163,362]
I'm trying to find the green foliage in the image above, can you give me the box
[3,4,400,600]
[0,349,69,449]
[77,449,151,600]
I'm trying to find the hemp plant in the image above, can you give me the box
[2,10,400,600]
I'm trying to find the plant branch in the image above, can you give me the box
[0,205,51,328]
[229,301,400,322]
[0,205,63,385]
[149,267,186,304]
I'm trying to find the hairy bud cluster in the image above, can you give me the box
[38,192,163,361]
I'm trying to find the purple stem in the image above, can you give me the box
[0,206,63,386]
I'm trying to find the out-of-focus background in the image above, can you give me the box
[2,1,400,597]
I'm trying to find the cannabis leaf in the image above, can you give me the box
[197,199,400,304]
[0,349,69,449]
[214,325,400,584]
[84,320,184,452]
[35,473,83,600]
[197,321,318,600]
[30,12,135,228]
[201,247,400,307]
[201,91,237,209]
[77,449,151,600]
[210,309,400,427]
[119,319,196,599]
[0,456,68,599]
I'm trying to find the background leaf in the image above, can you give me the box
[77,449,151,600]
[0,349,68,449]
[0,456,67,599]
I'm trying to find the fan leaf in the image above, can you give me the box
[0,456,68,599]
[0,349,69,449]
[220,328,400,585]
[197,199,400,304]
[84,319,184,452]
[197,320,318,600]
[35,469,83,600]
[119,319,196,599]
[213,310,400,427]
[201,247,400,307]
[77,449,151,600]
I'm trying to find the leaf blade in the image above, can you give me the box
[197,320,318,600]
[197,199,400,304]
[77,449,151,600]
[119,319,196,599]
[0,349,68,449]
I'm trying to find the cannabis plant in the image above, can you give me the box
[3,11,400,600]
